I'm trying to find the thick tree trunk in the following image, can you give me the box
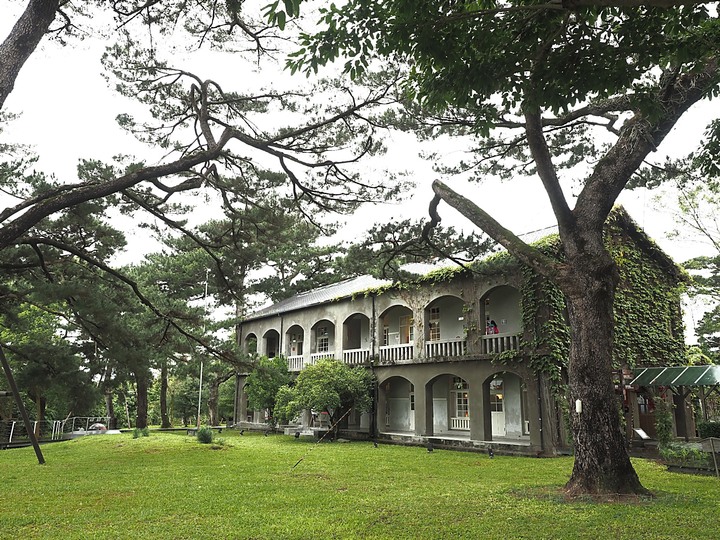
[560,238,648,495]
[135,374,149,429]
[160,361,171,428]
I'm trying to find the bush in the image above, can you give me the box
[654,397,674,448]
[660,443,711,469]
[132,427,150,439]
[196,427,213,444]
[697,421,720,439]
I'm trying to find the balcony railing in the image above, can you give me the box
[343,348,370,365]
[310,352,334,363]
[481,332,521,355]
[450,417,470,430]
[379,343,414,363]
[425,338,467,358]
[287,355,304,372]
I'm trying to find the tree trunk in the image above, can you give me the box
[135,374,149,429]
[35,395,46,437]
[105,389,117,429]
[160,361,171,428]
[208,379,220,427]
[0,0,59,109]
[560,239,648,495]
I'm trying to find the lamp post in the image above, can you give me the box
[197,268,210,429]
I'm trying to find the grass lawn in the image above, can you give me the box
[1,431,718,539]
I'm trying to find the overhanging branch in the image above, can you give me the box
[431,180,563,279]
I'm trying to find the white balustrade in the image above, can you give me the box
[425,338,467,358]
[379,343,414,363]
[481,332,520,355]
[287,355,304,372]
[343,348,370,365]
[310,352,334,363]
[450,417,470,430]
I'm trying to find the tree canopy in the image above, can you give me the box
[274,358,373,431]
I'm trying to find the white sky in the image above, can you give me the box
[0,5,716,337]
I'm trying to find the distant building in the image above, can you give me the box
[234,207,689,454]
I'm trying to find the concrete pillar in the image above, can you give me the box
[414,381,434,436]
[481,378,493,441]
[234,375,248,425]
[414,308,425,360]
[377,382,387,434]
[468,379,484,441]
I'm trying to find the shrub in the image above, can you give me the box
[697,421,720,439]
[196,427,213,444]
[660,443,711,469]
[132,427,150,439]
[654,397,674,448]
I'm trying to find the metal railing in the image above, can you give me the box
[1,416,111,444]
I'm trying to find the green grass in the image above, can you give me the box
[1,432,718,539]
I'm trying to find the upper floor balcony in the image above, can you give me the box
[241,284,523,372]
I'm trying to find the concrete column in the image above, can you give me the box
[414,308,425,360]
[481,378,493,441]
[414,381,434,436]
[468,379,484,441]
[234,375,248,425]
[376,382,387,434]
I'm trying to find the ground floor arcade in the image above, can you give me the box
[373,361,550,453]
[233,358,564,455]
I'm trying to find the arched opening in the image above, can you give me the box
[379,376,415,433]
[485,371,529,439]
[310,319,335,362]
[424,295,467,358]
[285,324,305,371]
[429,374,470,435]
[479,285,522,354]
[262,329,280,358]
[244,333,258,355]
[342,313,371,365]
[378,305,414,363]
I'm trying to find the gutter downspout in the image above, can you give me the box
[279,314,284,359]
[371,294,378,441]
[537,376,544,455]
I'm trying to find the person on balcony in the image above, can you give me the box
[486,320,499,334]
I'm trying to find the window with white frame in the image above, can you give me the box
[429,307,440,341]
[452,377,469,417]
[382,326,389,346]
[455,391,469,417]
[399,315,414,344]
[317,326,329,353]
[490,378,504,412]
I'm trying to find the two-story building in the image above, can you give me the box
[233,207,689,455]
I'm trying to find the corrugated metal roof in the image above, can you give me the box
[630,365,720,387]
[243,275,390,321]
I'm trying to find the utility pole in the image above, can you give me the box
[196,268,210,429]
